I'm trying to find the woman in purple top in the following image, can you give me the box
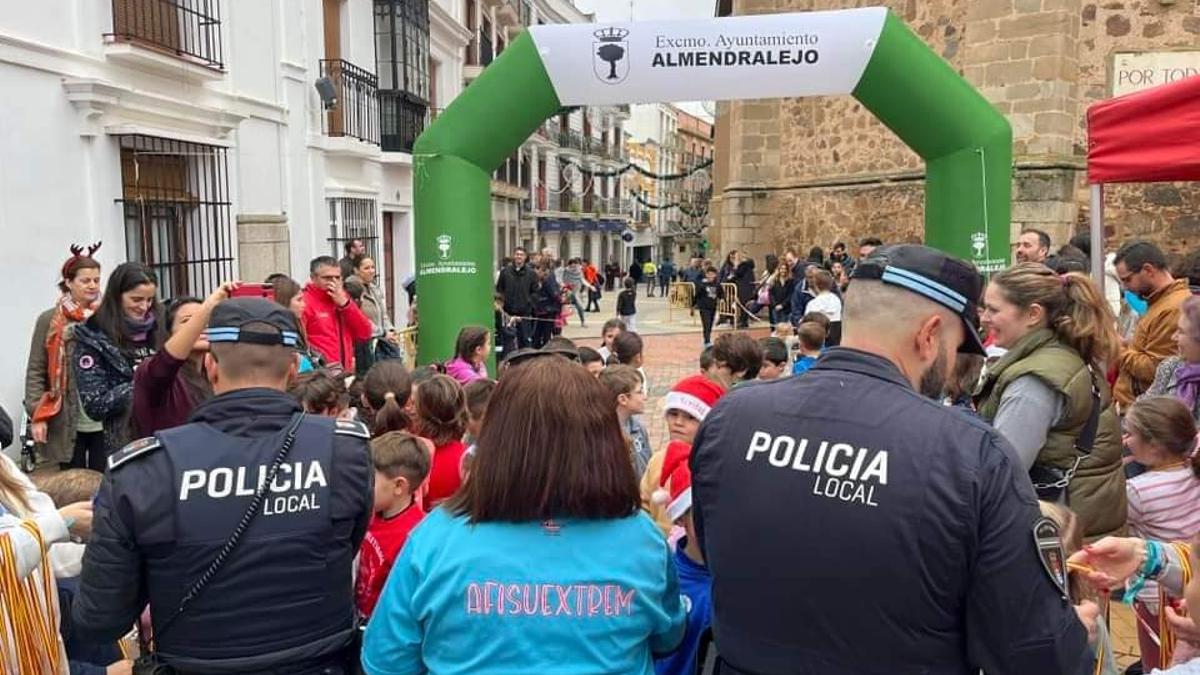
[131,283,232,437]
[444,326,490,386]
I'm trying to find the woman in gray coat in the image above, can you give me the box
[23,245,103,468]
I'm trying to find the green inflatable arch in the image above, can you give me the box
[412,7,1011,365]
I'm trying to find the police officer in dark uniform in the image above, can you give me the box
[74,297,373,674]
[691,245,1096,674]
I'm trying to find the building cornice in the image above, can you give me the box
[63,77,246,140]
[431,3,473,50]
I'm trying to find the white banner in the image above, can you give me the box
[529,8,888,106]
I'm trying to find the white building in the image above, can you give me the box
[466,0,632,269]
[0,0,466,430]
[625,103,680,263]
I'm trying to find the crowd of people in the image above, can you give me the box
[3,227,1200,674]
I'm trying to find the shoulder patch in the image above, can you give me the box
[334,419,370,440]
[108,436,163,471]
[1033,516,1069,600]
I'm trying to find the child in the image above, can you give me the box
[757,337,788,381]
[612,330,648,394]
[414,374,469,510]
[578,347,605,377]
[807,269,843,346]
[792,321,827,376]
[597,318,626,363]
[1123,397,1200,670]
[695,266,721,347]
[34,469,129,674]
[361,360,413,437]
[640,375,726,535]
[599,365,651,479]
[651,441,713,675]
[710,333,763,389]
[617,277,638,330]
[355,431,431,619]
[289,369,350,418]
[699,346,718,380]
[460,378,497,477]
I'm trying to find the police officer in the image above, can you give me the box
[74,296,373,674]
[690,245,1096,674]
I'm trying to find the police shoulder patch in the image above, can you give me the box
[333,419,370,440]
[108,436,163,471]
[1033,516,1070,600]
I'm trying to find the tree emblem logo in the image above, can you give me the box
[436,234,452,260]
[593,27,630,85]
[971,232,986,259]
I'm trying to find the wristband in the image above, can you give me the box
[63,515,76,530]
[1122,541,1160,604]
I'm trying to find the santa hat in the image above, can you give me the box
[651,440,694,522]
[663,375,725,422]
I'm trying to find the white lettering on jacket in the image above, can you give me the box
[745,431,887,507]
[179,461,329,500]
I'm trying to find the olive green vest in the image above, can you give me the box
[975,329,1127,540]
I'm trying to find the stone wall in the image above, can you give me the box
[712,0,1200,263]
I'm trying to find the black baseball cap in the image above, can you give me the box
[206,297,300,347]
[851,244,986,355]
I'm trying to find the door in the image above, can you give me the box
[323,0,344,136]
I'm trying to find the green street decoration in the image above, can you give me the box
[413,7,1011,365]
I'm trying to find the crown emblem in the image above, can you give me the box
[971,232,986,244]
[594,27,629,42]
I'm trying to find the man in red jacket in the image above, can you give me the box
[302,256,374,371]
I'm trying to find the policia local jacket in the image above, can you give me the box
[73,388,374,673]
[690,348,1092,675]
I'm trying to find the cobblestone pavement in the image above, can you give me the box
[564,292,1140,667]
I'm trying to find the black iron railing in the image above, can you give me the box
[115,134,233,299]
[107,0,224,69]
[558,130,584,151]
[320,59,380,145]
[380,91,427,152]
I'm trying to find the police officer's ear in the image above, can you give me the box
[286,351,300,387]
[203,351,220,388]
[914,312,947,363]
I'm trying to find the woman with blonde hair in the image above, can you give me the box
[0,431,94,673]
[976,263,1126,539]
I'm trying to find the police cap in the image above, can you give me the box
[851,244,986,356]
[207,297,300,347]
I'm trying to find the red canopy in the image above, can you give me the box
[1087,74,1200,184]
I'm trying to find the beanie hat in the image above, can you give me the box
[651,440,693,522]
[663,375,725,422]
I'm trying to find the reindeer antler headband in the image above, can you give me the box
[62,241,102,279]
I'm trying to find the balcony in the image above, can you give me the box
[598,197,631,215]
[320,59,380,145]
[558,130,584,153]
[104,0,225,75]
[380,91,428,153]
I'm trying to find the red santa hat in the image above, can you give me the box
[651,440,694,522]
[663,375,725,422]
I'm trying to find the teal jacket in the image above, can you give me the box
[362,508,687,675]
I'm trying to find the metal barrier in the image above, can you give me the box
[668,282,696,324]
[718,283,740,324]
[395,326,419,369]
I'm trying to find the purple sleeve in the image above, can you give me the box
[132,351,187,431]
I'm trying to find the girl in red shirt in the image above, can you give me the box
[414,375,469,510]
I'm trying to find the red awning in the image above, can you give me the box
[1087,74,1200,184]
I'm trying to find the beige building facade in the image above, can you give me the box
[711,0,1200,262]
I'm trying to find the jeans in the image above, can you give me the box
[620,314,637,331]
[533,318,554,348]
[587,289,601,312]
[570,293,587,326]
[700,308,715,346]
[645,277,656,297]
[516,316,535,348]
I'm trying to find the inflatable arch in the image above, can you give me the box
[412,7,1012,364]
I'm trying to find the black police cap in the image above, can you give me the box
[851,244,986,356]
[207,297,300,348]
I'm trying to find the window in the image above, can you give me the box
[107,0,225,69]
[116,134,233,299]
[376,0,430,152]
[327,198,379,264]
